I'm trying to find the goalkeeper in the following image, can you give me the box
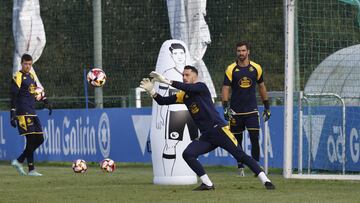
[222,41,271,176]
[10,54,52,176]
[140,65,275,191]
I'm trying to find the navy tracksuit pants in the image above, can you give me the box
[182,125,262,177]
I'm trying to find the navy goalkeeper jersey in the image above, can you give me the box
[223,61,264,114]
[11,71,38,115]
[154,81,225,135]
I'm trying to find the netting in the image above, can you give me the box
[297,0,360,90]
[0,0,284,109]
[292,0,360,175]
[296,95,346,174]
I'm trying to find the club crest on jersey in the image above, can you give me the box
[27,117,33,126]
[239,77,252,88]
[249,66,254,72]
[189,103,200,114]
[29,84,36,93]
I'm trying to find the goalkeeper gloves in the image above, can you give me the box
[149,71,171,85]
[222,101,231,121]
[262,100,271,121]
[10,109,17,128]
[43,98,53,116]
[140,78,156,97]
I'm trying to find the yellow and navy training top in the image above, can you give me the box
[10,71,38,115]
[154,81,225,135]
[223,61,264,114]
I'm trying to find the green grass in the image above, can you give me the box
[0,162,359,203]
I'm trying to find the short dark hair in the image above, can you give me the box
[236,41,250,50]
[169,43,185,53]
[184,65,198,75]
[21,54,33,63]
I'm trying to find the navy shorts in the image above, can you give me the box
[17,115,43,136]
[229,113,260,134]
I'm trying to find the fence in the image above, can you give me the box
[0,0,284,109]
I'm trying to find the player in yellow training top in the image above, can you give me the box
[222,41,270,176]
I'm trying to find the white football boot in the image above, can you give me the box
[28,170,43,176]
[11,159,27,176]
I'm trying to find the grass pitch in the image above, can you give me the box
[0,162,359,203]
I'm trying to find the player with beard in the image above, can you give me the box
[222,41,271,176]
[140,65,275,190]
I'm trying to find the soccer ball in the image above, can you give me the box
[87,68,106,87]
[34,87,45,101]
[72,159,87,173]
[100,158,116,173]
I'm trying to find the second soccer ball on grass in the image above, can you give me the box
[100,158,116,173]
[72,159,87,173]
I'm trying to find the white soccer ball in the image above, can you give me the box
[34,86,45,101]
[100,158,116,173]
[87,68,106,87]
[72,159,87,173]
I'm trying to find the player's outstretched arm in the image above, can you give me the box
[139,78,176,105]
[149,71,171,85]
[150,71,207,93]
[140,78,156,97]
[171,81,206,93]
